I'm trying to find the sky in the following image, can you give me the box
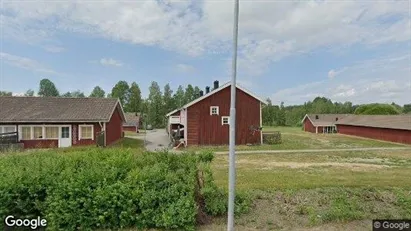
[0,0,410,106]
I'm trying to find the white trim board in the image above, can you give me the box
[166,82,266,117]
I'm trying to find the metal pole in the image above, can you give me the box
[227,0,239,230]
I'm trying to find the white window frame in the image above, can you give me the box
[18,125,70,141]
[79,125,94,140]
[210,106,219,115]
[221,116,230,125]
[0,125,17,134]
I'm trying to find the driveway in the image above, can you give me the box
[144,129,171,152]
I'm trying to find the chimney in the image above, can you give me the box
[199,90,204,97]
[213,80,219,90]
[205,86,210,94]
[315,115,319,120]
[336,117,339,121]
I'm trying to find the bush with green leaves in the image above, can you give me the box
[0,148,250,230]
[263,132,282,144]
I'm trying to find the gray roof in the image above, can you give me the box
[123,112,140,126]
[336,115,411,131]
[0,96,124,123]
[304,114,351,127]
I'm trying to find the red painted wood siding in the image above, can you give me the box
[186,87,261,146]
[72,124,102,146]
[123,126,137,132]
[106,106,124,145]
[21,140,58,149]
[337,125,411,144]
[303,118,316,133]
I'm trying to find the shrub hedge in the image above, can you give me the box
[0,149,250,230]
[263,132,282,144]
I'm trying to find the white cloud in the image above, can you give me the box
[0,52,57,74]
[1,0,409,76]
[176,64,196,73]
[271,52,411,105]
[97,58,123,67]
[44,46,66,53]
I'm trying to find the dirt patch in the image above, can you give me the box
[237,159,390,171]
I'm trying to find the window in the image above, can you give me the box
[21,127,32,140]
[210,106,219,115]
[0,126,16,134]
[45,127,59,139]
[61,127,70,138]
[79,125,93,140]
[222,116,230,125]
[33,127,43,139]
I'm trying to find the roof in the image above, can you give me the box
[123,112,140,126]
[335,115,411,131]
[166,82,266,117]
[0,96,125,123]
[302,114,351,127]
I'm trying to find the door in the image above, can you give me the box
[59,126,71,147]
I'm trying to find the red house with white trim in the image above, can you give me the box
[166,81,265,147]
[0,96,126,149]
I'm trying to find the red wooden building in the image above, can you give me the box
[123,112,142,133]
[166,81,265,147]
[0,96,126,149]
[335,115,411,144]
[302,114,350,133]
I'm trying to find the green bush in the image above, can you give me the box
[263,132,282,144]
[354,103,400,115]
[0,148,250,230]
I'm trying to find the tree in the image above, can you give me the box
[193,86,201,99]
[126,82,142,112]
[0,91,12,96]
[262,98,275,126]
[38,78,59,97]
[163,84,174,115]
[277,102,286,126]
[24,89,35,96]
[147,81,163,128]
[62,92,72,97]
[404,104,411,114]
[71,90,85,98]
[173,85,185,109]
[111,81,130,107]
[89,86,105,98]
[354,103,400,115]
[184,84,195,104]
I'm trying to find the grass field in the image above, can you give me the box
[185,126,408,152]
[199,149,411,230]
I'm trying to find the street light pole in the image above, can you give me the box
[227,0,239,230]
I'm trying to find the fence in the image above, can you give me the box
[96,131,105,147]
[0,131,18,144]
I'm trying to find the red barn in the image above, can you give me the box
[166,81,265,147]
[302,114,350,133]
[335,115,411,144]
[0,97,126,149]
[123,112,142,133]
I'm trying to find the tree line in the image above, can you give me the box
[0,78,203,128]
[1,80,410,128]
[262,96,411,127]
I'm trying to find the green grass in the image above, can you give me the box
[110,137,144,149]
[198,149,411,230]
[184,126,408,152]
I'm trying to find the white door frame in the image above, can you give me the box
[59,125,72,148]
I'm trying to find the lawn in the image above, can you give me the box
[199,149,411,230]
[185,126,409,152]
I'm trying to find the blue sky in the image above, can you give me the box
[0,0,410,105]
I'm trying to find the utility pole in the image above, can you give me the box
[227,0,239,230]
